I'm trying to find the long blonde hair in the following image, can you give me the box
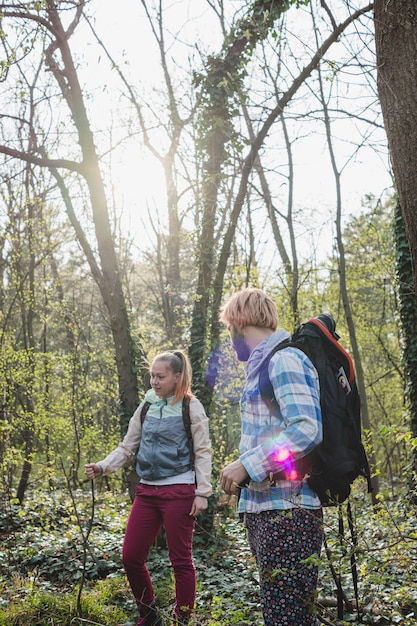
[151,350,193,405]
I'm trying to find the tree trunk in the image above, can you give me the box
[393,201,417,497]
[374,0,417,296]
[44,1,143,426]
[189,0,292,400]
[16,187,37,504]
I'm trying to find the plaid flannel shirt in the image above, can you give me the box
[238,330,322,513]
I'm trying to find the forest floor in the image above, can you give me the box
[0,486,416,625]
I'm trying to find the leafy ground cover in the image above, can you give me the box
[0,486,416,625]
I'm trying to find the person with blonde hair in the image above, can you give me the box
[219,288,323,626]
[85,350,212,626]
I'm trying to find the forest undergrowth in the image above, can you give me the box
[0,484,416,626]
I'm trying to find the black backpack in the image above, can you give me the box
[259,314,372,506]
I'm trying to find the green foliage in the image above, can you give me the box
[288,197,407,485]
[337,198,406,481]
[0,578,130,626]
[0,6,414,624]
[0,344,120,490]
[1,486,417,625]
[0,182,122,502]
[209,195,408,496]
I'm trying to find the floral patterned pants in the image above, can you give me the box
[245,507,323,626]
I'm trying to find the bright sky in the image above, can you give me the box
[73,0,393,260]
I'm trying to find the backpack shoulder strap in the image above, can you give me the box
[140,401,151,423]
[259,339,311,411]
[308,317,355,388]
[182,396,194,470]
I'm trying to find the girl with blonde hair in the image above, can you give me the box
[85,350,212,626]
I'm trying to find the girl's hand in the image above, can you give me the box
[84,463,102,480]
[190,495,208,517]
[220,459,249,495]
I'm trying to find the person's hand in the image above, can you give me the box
[84,463,102,480]
[220,459,249,496]
[190,495,208,517]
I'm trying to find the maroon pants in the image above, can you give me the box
[122,483,196,619]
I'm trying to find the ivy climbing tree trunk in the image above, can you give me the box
[394,201,417,497]
[189,0,294,403]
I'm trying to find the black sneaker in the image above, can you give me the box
[137,604,163,626]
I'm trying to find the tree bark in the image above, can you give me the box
[374,0,417,297]
[393,201,417,497]
[15,155,38,503]
[44,1,142,425]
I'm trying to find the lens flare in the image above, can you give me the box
[274,448,292,463]
[273,447,298,480]
[205,342,245,403]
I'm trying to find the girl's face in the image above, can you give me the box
[150,360,180,400]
